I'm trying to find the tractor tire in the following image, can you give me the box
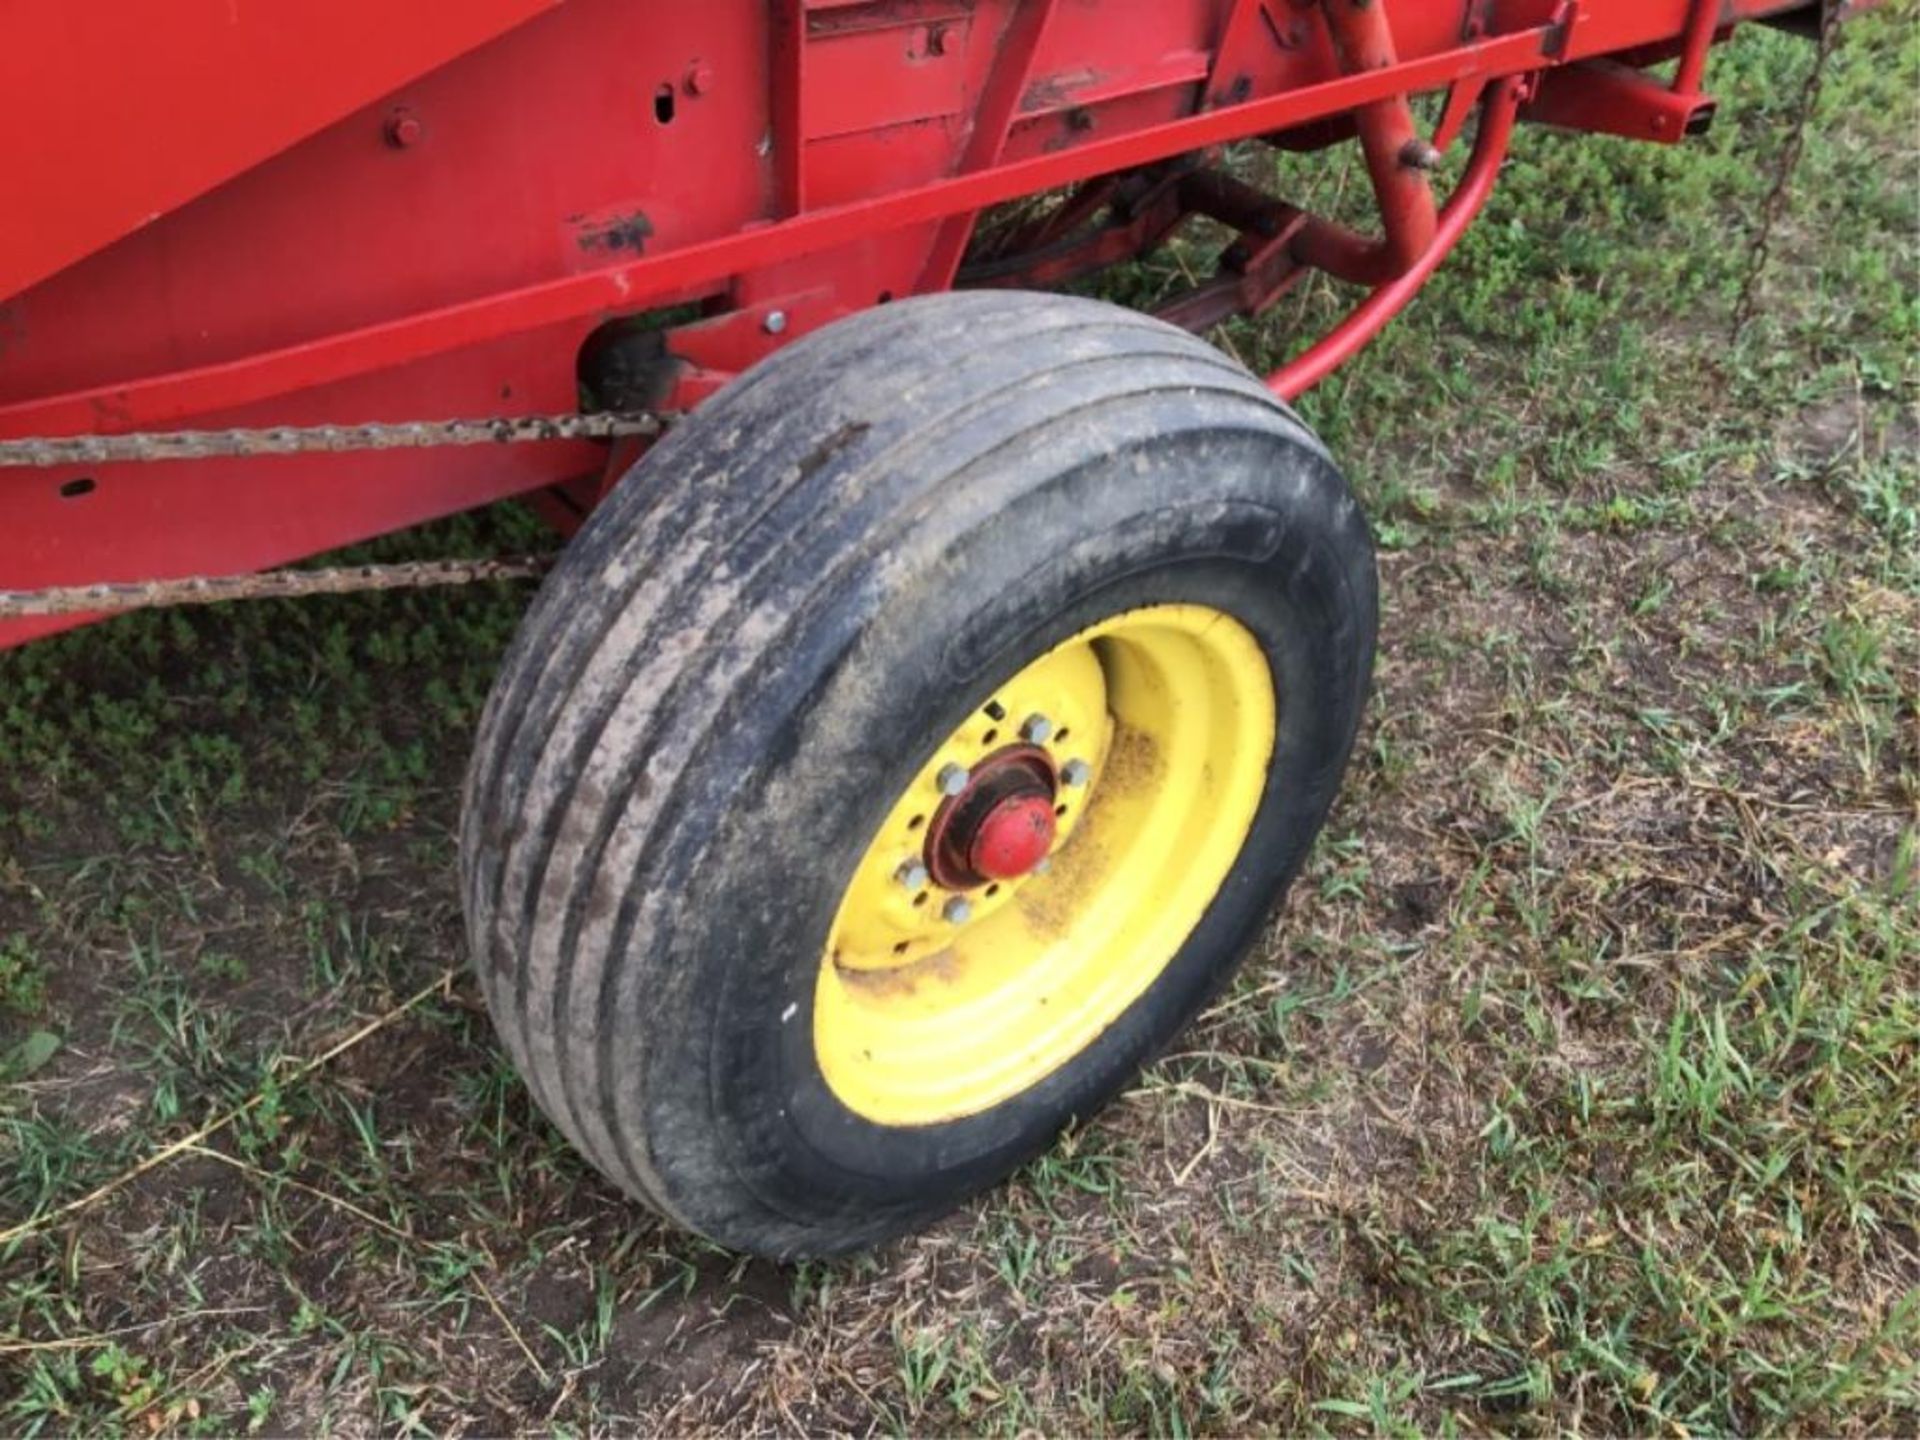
[460,291,1377,1258]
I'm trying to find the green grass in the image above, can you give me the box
[3,11,1916,1434]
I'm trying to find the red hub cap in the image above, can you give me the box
[969,793,1058,880]
[924,745,1059,890]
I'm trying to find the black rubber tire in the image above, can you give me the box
[460,292,1377,1258]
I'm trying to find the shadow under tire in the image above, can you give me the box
[460,291,1378,1258]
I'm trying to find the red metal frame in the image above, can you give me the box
[0,0,1862,647]
[1275,74,1527,401]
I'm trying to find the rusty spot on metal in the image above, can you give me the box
[575,211,655,255]
[1015,722,1160,944]
[837,946,965,1001]
[1020,70,1086,113]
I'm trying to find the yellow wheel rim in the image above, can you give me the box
[815,603,1276,1127]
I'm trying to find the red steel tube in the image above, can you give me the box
[1674,0,1724,94]
[1289,213,1395,288]
[1269,76,1524,402]
[1294,0,1441,284]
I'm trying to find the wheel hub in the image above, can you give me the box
[925,746,1057,889]
[970,793,1058,880]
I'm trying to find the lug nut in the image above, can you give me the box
[1020,713,1054,744]
[1061,758,1092,787]
[895,860,929,891]
[943,896,974,924]
[937,763,970,796]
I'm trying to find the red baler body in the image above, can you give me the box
[0,0,1854,645]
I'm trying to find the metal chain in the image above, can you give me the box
[1731,0,1844,337]
[0,409,664,618]
[0,557,557,618]
[0,410,665,469]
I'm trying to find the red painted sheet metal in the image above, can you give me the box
[0,0,557,303]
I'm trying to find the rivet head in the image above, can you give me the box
[942,896,973,924]
[686,64,716,96]
[937,763,970,796]
[1061,759,1092,788]
[763,310,789,335]
[385,111,424,149]
[1020,713,1054,744]
[895,860,929,891]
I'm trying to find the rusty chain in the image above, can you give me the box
[0,410,666,619]
[0,410,664,469]
[1731,0,1845,337]
[0,557,559,618]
